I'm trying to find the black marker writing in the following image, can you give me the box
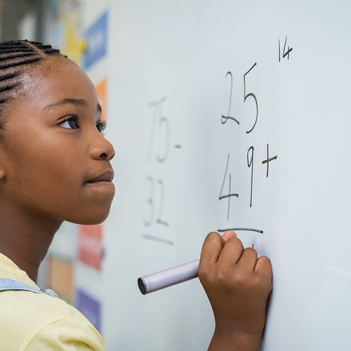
[243,63,258,134]
[262,143,277,177]
[279,36,293,62]
[222,72,239,125]
[247,146,254,207]
[144,176,169,227]
[147,96,170,163]
[217,228,263,234]
[144,176,155,227]
[155,179,169,226]
[219,154,239,220]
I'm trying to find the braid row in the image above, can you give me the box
[24,40,43,45]
[0,45,29,49]
[34,45,52,49]
[0,85,15,94]
[0,53,36,63]
[0,40,67,121]
[44,49,60,54]
[0,73,16,82]
[0,48,35,54]
[0,57,41,70]
[0,40,27,46]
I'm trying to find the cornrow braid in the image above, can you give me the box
[0,73,16,82]
[23,40,43,45]
[0,85,16,94]
[0,57,41,70]
[0,48,35,54]
[0,40,27,46]
[0,45,30,49]
[44,49,61,55]
[34,44,52,49]
[0,53,36,63]
[0,40,69,132]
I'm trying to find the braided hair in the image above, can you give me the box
[0,40,68,131]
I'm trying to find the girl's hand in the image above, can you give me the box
[198,231,272,351]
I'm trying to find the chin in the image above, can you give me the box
[65,207,112,225]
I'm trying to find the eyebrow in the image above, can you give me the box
[43,98,102,115]
[43,98,88,111]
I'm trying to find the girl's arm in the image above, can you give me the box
[199,232,272,351]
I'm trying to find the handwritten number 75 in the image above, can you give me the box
[147,97,170,163]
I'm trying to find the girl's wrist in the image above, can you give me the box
[208,325,262,351]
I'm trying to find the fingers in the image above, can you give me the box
[254,255,273,280]
[221,230,237,242]
[201,231,272,282]
[217,237,244,266]
[237,247,258,271]
[200,232,225,267]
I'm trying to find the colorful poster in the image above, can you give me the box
[76,288,101,333]
[83,11,108,70]
[45,0,86,66]
[78,224,103,270]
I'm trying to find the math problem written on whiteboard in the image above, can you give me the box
[141,36,292,243]
[142,97,178,245]
[217,35,292,234]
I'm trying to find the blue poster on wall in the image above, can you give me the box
[83,11,108,70]
[76,288,102,333]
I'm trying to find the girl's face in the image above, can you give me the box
[0,58,115,225]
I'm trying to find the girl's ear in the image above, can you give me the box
[0,169,4,180]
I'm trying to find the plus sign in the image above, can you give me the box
[262,144,277,177]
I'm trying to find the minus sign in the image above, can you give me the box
[174,145,182,149]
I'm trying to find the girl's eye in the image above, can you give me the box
[60,116,106,133]
[60,116,79,130]
[97,121,106,134]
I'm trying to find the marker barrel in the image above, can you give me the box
[138,259,200,295]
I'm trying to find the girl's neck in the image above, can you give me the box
[0,202,62,282]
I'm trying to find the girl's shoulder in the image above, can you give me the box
[0,253,105,350]
[0,283,105,350]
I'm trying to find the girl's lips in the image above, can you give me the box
[86,170,114,183]
[85,181,114,187]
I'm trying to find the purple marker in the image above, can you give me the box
[138,259,200,295]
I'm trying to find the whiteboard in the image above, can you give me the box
[92,0,351,350]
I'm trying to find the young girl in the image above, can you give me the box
[0,40,272,351]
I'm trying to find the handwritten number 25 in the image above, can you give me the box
[243,63,258,134]
[222,72,239,125]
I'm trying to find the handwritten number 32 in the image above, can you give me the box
[144,176,169,227]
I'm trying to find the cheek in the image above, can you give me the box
[7,131,84,206]
[4,124,114,224]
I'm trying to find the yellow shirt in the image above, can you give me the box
[0,253,106,351]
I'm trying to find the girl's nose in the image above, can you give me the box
[90,137,115,161]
